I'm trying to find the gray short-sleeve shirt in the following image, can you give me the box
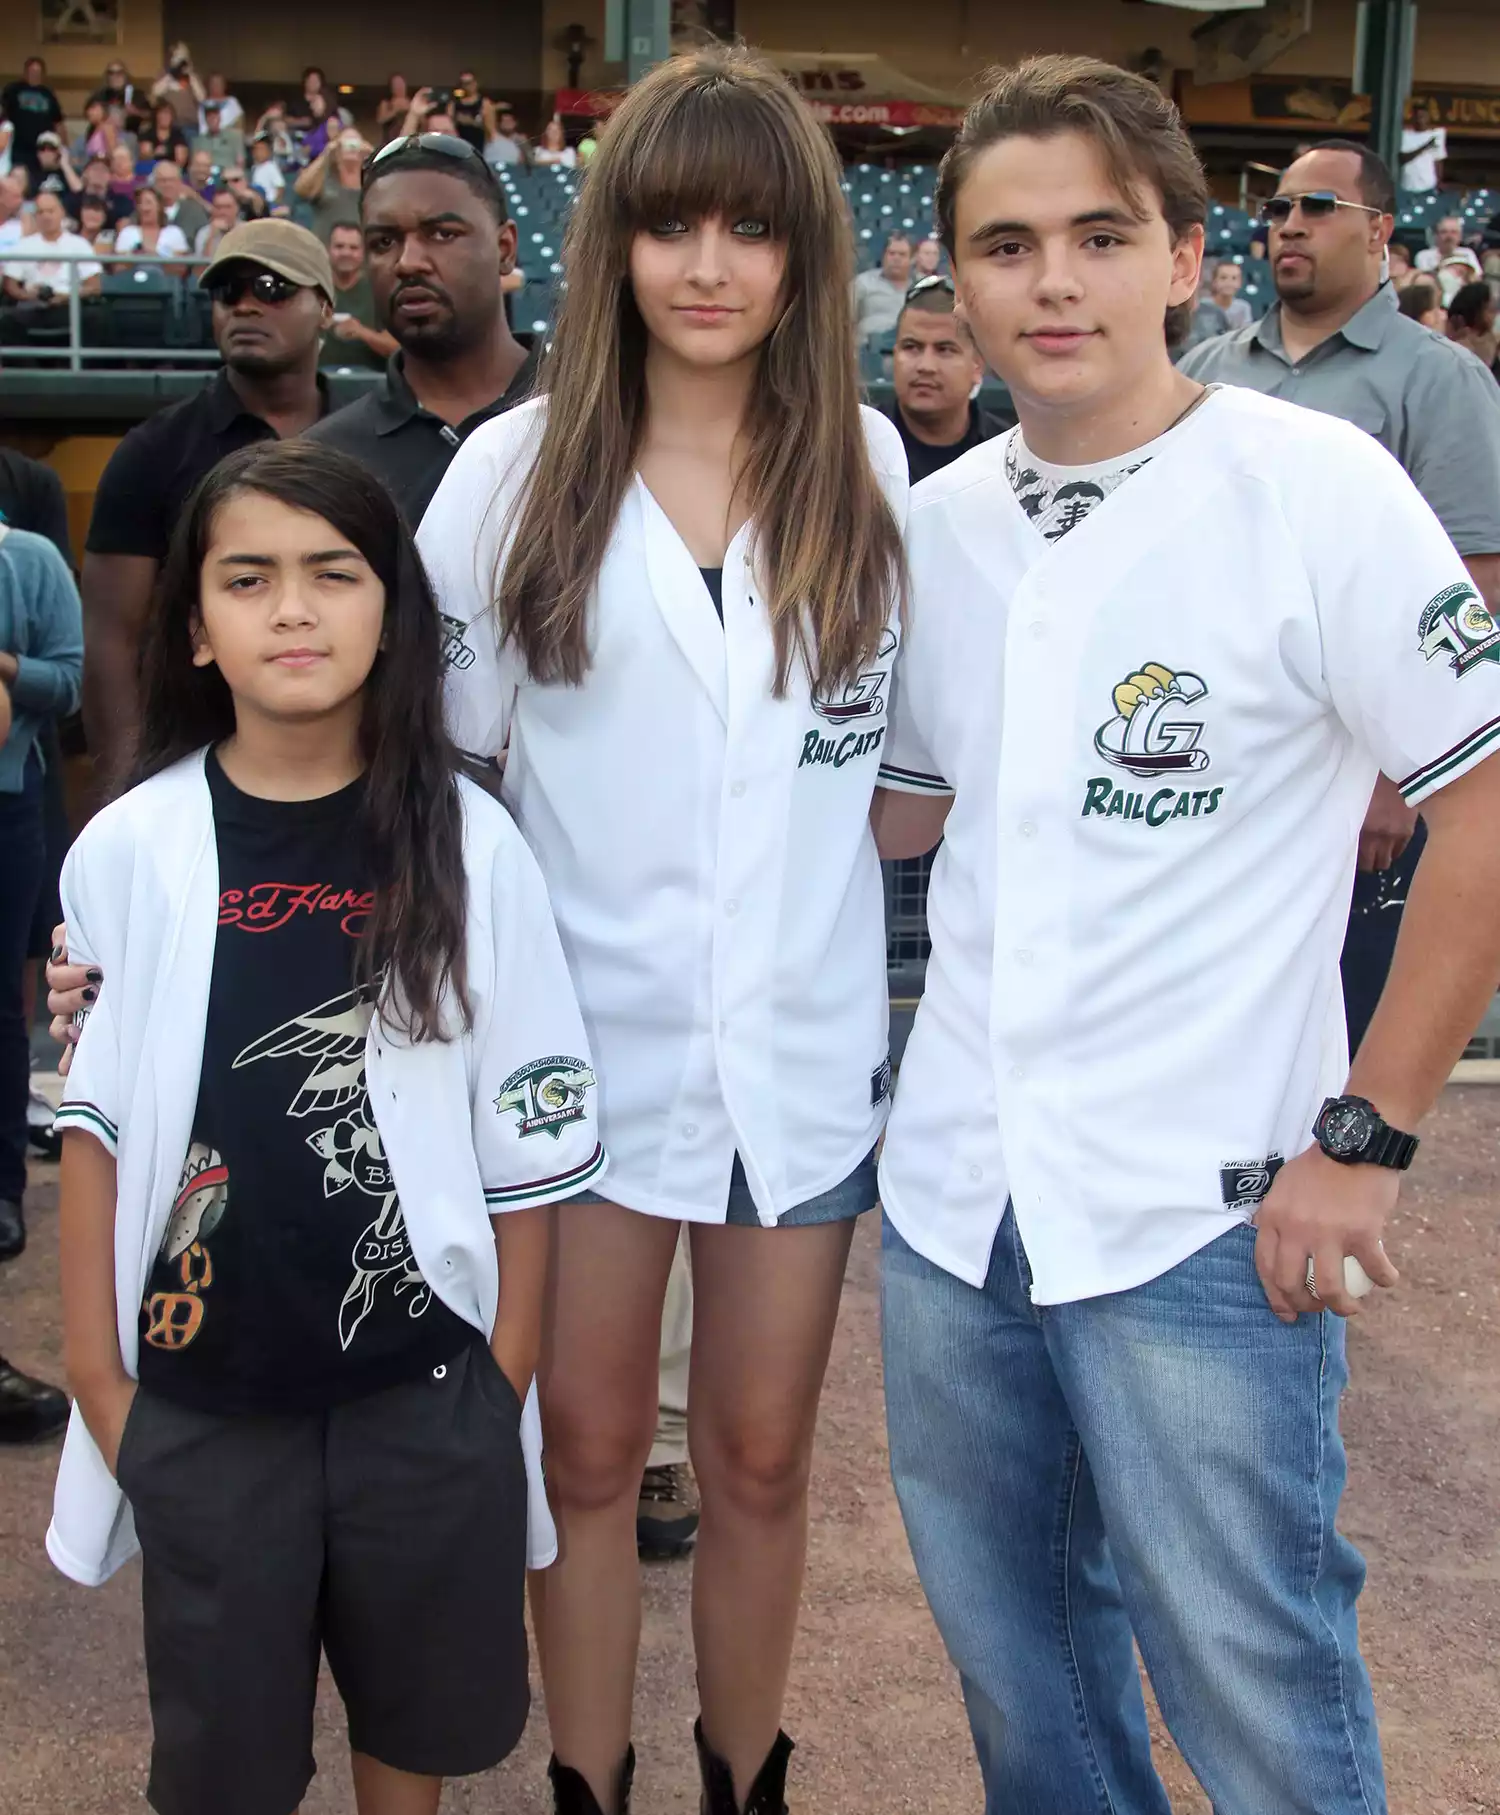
[1180,283,1500,556]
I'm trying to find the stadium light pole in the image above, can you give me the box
[606,0,671,84]
[1354,0,1418,176]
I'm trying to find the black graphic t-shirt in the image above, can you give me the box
[137,752,472,1413]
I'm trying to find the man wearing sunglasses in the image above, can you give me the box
[306,132,537,528]
[1181,139,1500,1058]
[81,219,335,792]
[885,275,1011,484]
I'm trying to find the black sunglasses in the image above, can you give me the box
[364,131,492,184]
[205,267,303,307]
[906,273,954,303]
[1260,191,1384,225]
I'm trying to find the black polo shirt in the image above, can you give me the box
[883,396,1015,487]
[305,340,539,528]
[86,369,332,561]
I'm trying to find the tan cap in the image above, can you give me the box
[201,219,336,306]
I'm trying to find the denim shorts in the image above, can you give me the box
[575,1146,880,1226]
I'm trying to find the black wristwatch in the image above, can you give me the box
[1312,1095,1419,1170]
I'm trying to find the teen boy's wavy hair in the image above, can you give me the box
[937,56,1209,347]
[135,440,472,1043]
[496,44,904,698]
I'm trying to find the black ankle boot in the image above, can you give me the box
[547,1746,635,1815]
[694,1719,795,1815]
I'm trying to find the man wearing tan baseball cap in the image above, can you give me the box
[81,217,336,786]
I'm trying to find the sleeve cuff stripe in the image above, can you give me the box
[54,1102,119,1147]
[1400,714,1500,800]
[877,762,952,794]
[485,1141,606,1206]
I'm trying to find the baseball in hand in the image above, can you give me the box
[1344,1255,1376,1298]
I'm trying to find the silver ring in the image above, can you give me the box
[1304,1257,1320,1300]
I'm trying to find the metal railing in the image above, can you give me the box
[0,247,221,371]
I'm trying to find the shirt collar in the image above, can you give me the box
[1254,281,1398,362]
[204,366,331,434]
[372,340,539,438]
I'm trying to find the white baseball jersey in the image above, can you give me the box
[418,398,909,1223]
[878,385,1500,1304]
[49,754,601,1584]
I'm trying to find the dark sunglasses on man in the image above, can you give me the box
[363,130,497,187]
[204,266,304,308]
[1260,191,1385,226]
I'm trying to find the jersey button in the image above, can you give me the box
[682,1122,698,1139]
[1015,948,1033,967]
[1028,621,1045,640]
[1009,1064,1026,1082]
[968,1164,982,1182]
[1019,821,1037,839]
[724,899,740,916]
[730,781,746,799]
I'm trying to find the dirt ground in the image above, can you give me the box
[2,1086,1498,1814]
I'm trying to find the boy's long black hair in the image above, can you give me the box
[134,439,472,1042]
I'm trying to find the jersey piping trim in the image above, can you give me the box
[53,1101,119,1151]
[1399,713,1500,802]
[484,1140,606,1207]
[877,761,953,795]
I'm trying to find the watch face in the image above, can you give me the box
[1321,1101,1374,1157]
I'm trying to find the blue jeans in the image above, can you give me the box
[882,1208,1386,1815]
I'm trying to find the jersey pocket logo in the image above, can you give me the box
[1417,583,1500,678]
[496,1057,596,1139]
[810,626,897,725]
[1094,663,1210,777]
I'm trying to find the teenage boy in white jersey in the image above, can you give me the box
[871,56,1500,1815]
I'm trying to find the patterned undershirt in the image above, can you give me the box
[1003,386,1218,540]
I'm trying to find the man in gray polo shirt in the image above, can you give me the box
[1183,138,1500,1051]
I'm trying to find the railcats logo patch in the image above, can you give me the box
[495,1056,597,1139]
[1095,663,1210,777]
[1417,583,1500,678]
[810,626,897,725]
[1080,663,1223,825]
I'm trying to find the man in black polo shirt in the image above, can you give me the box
[307,134,536,528]
[82,220,334,790]
[884,277,1013,484]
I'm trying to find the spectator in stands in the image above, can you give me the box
[1399,103,1445,194]
[195,186,243,259]
[252,105,295,164]
[481,99,527,169]
[852,231,912,342]
[248,134,287,210]
[884,276,1009,483]
[1446,279,1498,375]
[1387,238,1414,287]
[199,71,242,133]
[376,74,411,144]
[1209,256,1252,327]
[1396,274,1446,331]
[1182,138,1500,1054]
[293,128,367,243]
[454,72,487,151]
[98,58,146,134]
[1416,214,1481,293]
[81,219,333,787]
[115,184,190,270]
[300,91,337,163]
[186,145,217,201]
[532,118,577,169]
[196,100,244,172]
[75,194,113,253]
[32,134,81,204]
[78,154,131,229]
[284,65,331,135]
[1,57,63,188]
[150,43,204,134]
[149,100,190,168]
[108,141,140,204]
[1,189,101,305]
[912,236,942,276]
[308,136,535,526]
[0,519,81,1282]
[320,220,397,368]
[153,158,209,243]
[1434,248,1482,306]
[221,163,267,222]
[70,96,117,167]
[0,175,29,250]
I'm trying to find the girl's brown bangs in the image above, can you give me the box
[616,81,812,236]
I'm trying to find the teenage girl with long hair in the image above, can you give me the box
[50,441,604,1815]
[418,45,908,1815]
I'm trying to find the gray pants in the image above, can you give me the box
[651,1229,692,1467]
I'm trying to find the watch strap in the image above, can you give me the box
[1365,1120,1420,1171]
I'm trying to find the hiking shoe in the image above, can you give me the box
[637,1462,700,1558]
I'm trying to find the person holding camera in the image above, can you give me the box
[150,43,204,135]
